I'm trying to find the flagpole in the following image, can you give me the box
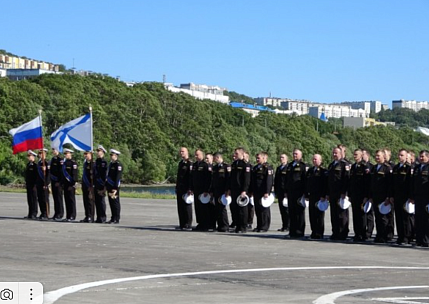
[89,105,95,219]
[39,109,50,217]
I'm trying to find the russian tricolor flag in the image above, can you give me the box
[9,117,43,154]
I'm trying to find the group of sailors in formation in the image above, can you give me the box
[24,145,123,224]
[175,145,429,247]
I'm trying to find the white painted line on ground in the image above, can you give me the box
[371,297,429,304]
[44,266,429,304]
[313,286,429,304]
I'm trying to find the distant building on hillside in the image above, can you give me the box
[230,102,274,117]
[164,82,229,104]
[343,117,393,129]
[309,104,367,119]
[0,54,60,72]
[6,69,60,81]
[341,100,383,114]
[392,99,429,111]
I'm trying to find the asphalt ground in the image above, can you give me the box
[0,193,428,304]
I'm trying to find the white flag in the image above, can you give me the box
[51,114,92,152]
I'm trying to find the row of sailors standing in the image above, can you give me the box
[176,145,429,248]
[24,145,123,224]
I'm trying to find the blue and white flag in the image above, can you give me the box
[51,114,92,152]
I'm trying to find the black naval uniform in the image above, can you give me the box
[62,158,78,221]
[251,162,274,232]
[274,163,289,231]
[364,161,375,238]
[190,160,211,231]
[327,159,350,240]
[106,159,123,223]
[246,161,255,229]
[391,162,413,244]
[306,165,327,239]
[25,160,38,219]
[50,155,64,220]
[286,160,307,238]
[368,162,392,243]
[36,158,50,219]
[228,159,251,233]
[410,163,429,247]
[206,163,216,230]
[94,156,108,223]
[210,162,231,232]
[175,159,193,229]
[82,159,95,222]
[349,160,371,241]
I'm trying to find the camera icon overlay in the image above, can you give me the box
[0,283,43,304]
[0,288,13,300]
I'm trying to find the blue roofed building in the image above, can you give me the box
[229,102,275,117]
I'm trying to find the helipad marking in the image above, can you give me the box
[43,266,429,304]
[313,286,429,304]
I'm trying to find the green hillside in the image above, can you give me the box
[0,74,427,185]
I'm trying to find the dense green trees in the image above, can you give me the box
[0,74,428,185]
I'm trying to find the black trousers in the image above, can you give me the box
[232,191,248,232]
[51,181,64,219]
[329,194,349,240]
[230,200,238,227]
[82,184,95,220]
[288,192,305,237]
[309,196,324,238]
[394,196,414,243]
[208,200,217,230]
[254,194,271,231]
[36,183,49,217]
[194,190,209,230]
[26,183,38,218]
[373,197,391,242]
[247,203,254,226]
[214,196,229,231]
[107,189,121,222]
[176,190,193,228]
[64,185,76,220]
[414,197,429,246]
[95,189,107,222]
[366,208,375,239]
[277,193,289,230]
[350,196,366,240]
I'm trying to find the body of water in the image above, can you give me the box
[121,185,175,195]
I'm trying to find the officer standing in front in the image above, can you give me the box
[36,148,50,220]
[190,149,211,231]
[210,153,231,232]
[175,147,193,230]
[205,153,216,231]
[286,149,307,238]
[391,149,413,245]
[25,150,38,220]
[349,149,371,242]
[106,149,123,224]
[409,150,429,247]
[327,147,350,240]
[80,150,95,223]
[274,154,289,232]
[94,145,108,223]
[62,148,78,222]
[251,152,274,232]
[306,154,327,239]
[50,147,64,221]
[227,147,251,233]
[244,151,254,230]
[366,150,392,243]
